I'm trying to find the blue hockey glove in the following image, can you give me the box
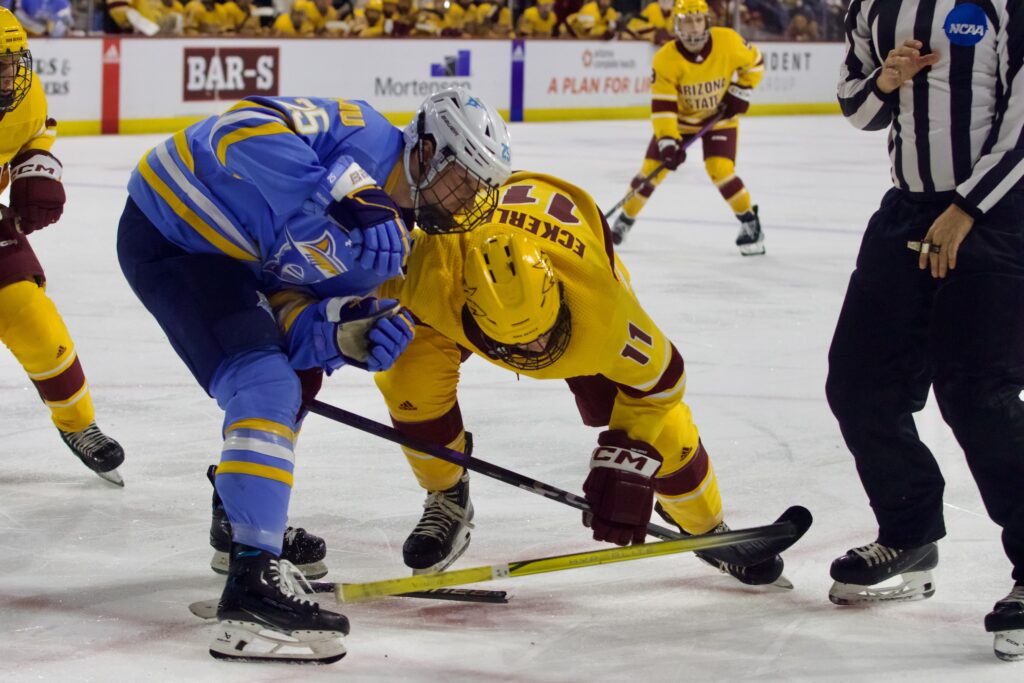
[317,296,415,372]
[305,156,409,279]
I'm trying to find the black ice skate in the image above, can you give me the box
[207,465,328,579]
[735,206,765,256]
[828,541,938,605]
[611,213,635,246]
[985,584,1024,661]
[59,422,124,487]
[403,472,474,574]
[655,502,788,587]
[210,545,348,664]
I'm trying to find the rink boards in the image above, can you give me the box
[29,37,843,135]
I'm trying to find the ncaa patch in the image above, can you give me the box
[943,3,988,46]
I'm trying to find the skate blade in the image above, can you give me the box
[994,630,1024,661]
[828,571,936,605]
[210,551,327,580]
[771,574,794,590]
[737,242,766,257]
[411,529,471,576]
[210,621,346,664]
[97,468,124,487]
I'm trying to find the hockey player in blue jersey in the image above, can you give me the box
[116,88,512,664]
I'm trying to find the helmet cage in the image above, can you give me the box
[674,10,709,52]
[410,120,501,235]
[0,49,31,113]
[467,282,572,371]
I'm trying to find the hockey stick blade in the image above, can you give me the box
[188,586,509,620]
[338,515,804,603]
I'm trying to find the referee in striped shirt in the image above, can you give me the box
[824,0,1024,658]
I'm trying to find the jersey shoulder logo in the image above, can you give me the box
[943,3,988,47]
[266,227,349,284]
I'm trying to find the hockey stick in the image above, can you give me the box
[337,519,796,603]
[602,112,724,220]
[306,399,811,561]
[188,584,509,620]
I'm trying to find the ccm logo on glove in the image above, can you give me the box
[9,151,66,234]
[591,445,662,477]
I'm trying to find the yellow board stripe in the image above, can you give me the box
[138,154,258,262]
[225,418,297,443]
[216,460,294,486]
[172,131,195,174]
[216,121,292,166]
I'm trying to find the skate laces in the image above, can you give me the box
[62,423,109,454]
[270,558,315,607]
[1000,585,1024,605]
[413,489,474,542]
[283,527,302,546]
[852,542,901,567]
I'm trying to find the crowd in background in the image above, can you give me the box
[3,0,847,41]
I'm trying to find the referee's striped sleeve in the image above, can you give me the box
[837,0,896,131]
[955,2,1024,217]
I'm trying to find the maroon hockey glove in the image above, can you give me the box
[719,85,752,119]
[9,151,66,234]
[656,137,685,170]
[582,430,663,546]
[0,207,20,248]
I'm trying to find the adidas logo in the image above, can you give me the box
[399,401,417,411]
[56,345,66,358]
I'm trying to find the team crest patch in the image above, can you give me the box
[943,3,987,46]
[266,228,348,284]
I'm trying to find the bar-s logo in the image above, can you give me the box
[184,47,279,101]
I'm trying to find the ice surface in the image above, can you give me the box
[0,116,1017,681]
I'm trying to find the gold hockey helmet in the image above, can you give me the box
[673,0,710,52]
[673,0,709,14]
[0,8,31,113]
[462,228,571,371]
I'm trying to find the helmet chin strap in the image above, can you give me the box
[682,34,708,52]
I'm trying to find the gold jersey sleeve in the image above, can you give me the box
[0,77,56,168]
[650,27,764,137]
[380,172,688,444]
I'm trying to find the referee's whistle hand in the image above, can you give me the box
[918,204,975,279]
[878,40,941,94]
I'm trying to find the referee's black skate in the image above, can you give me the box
[59,422,124,486]
[985,584,1024,661]
[654,503,788,587]
[403,472,474,574]
[829,541,938,605]
[735,205,765,256]
[211,545,348,664]
[207,465,328,579]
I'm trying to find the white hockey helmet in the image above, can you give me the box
[403,87,512,233]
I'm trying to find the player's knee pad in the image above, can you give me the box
[704,156,736,184]
[211,347,302,429]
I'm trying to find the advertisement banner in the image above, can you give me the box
[523,41,654,118]
[30,38,845,134]
[117,38,509,128]
[753,43,845,105]
[28,39,103,132]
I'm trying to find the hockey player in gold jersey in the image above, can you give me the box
[0,9,124,485]
[275,171,787,586]
[612,0,765,255]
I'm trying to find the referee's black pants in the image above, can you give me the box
[826,187,1024,582]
